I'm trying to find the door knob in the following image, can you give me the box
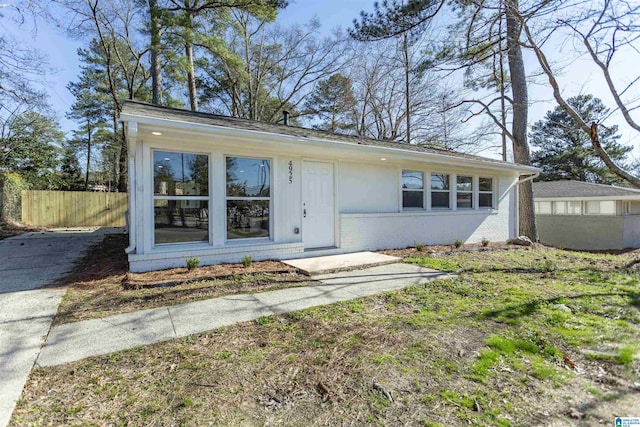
[303,208,307,218]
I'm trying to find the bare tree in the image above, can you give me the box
[519,0,640,187]
[56,0,151,191]
[200,13,350,122]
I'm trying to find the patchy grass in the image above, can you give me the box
[52,234,317,324]
[12,246,640,426]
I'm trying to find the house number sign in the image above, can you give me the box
[288,161,293,184]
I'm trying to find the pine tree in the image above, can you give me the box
[304,74,357,133]
[531,95,632,185]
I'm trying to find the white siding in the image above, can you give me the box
[338,175,515,250]
[338,161,399,213]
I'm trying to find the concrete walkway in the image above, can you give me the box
[282,251,401,275]
[0,228,124,427]
[37,263,449,367]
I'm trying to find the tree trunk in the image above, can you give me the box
[505,0,537,240]
[149,0,163,105]
[85,127,91,191]
[185,42,198,111]
[118,126,128,193]
[184,7,198,111]
[403,31,410,144]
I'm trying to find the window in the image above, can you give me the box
[402,170,424,208]
[568,201,582,215]
[431,173,450,209]
[226,157,270,240]
[537,201,552,214]
[456,175,473,209]
[585,201,601,215]
[554,201,568,215]
[601,201,616,215]
[153,150,209,244]
[478,177,494,208]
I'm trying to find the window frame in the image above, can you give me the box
[401,170,425,210]
[430,172,451,210]
[224,155,273,242]
[456,175,474,210]
[152,149,211,247]
[478,177,494,209]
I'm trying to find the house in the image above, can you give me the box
[533,180,640,250]
[120,101,539,272]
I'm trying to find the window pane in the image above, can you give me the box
[568,201,582,215]
[457,193,472,209]
[479,193,493,208]
[601,201,616,215]
[479,177,493,192]
[227,157,270,197]
[154,199,208,244]
[227,200,269,239]
[585,201,601,214]
[403,191,424,208]
[154,151,208,196]
[457,175,473,191]
[431,173,449,190]
[538,201,552,214]
[431,191,450,208]
[402,171,423,189]
[554,201,568,214]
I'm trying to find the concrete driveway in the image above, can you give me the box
[0,227,124,427]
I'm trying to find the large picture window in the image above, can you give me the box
[226,157,270,240]
[402,170,424,209]
[153,150,209,244]
[456,175,473,209]
[431,173,450,209]
[478,177,494,208]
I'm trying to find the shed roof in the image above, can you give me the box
[533,180,640,199]
[120,101,536,171]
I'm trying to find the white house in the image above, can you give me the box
[120,101,539,272]
[533,180,640,250]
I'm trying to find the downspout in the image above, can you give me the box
[512,172,539,237]
[124,121,138,254]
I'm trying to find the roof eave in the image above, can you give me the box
[120,112,540,174]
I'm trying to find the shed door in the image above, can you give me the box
[302,161,335,248]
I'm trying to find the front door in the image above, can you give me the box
[302,161,335,248]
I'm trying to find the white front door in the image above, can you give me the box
[302,161,335,248]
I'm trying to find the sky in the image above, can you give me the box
[4,0,640,162]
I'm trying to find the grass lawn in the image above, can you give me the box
[52,234,317,325]
[14,247,640,426]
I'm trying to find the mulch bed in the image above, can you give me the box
[0,222,47,240]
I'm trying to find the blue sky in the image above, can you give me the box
[4,0,639,161]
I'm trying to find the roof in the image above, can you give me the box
[533,180,640,199]
[120,101,537,172]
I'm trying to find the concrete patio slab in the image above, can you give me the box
[282,251,401,275]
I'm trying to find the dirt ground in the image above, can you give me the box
[0,222,47,240]
[52,234,317,324]
[12,245,640,426]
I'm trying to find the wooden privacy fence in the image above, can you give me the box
[22,190,128,227]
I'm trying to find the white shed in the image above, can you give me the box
[120,101,539,272]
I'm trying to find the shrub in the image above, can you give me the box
[481,238,490,247]
[186,256,200,271]
[454,240,462,248]
[242,255,253,267]
[414,240,424,252]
